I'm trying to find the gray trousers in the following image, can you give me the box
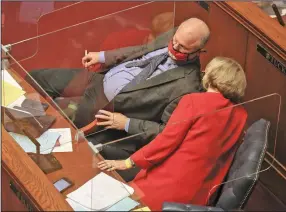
[28,68,109,128]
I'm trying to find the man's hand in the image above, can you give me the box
[98,160,128,171]
[82,52,100,68]
[95,110,128,131]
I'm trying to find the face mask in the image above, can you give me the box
[168,39,201,62]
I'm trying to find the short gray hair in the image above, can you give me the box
[199,32,210,49]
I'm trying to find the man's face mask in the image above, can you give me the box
[168,39,201,62]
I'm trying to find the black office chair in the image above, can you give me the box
[162,118,270,211]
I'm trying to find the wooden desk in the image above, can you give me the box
[2,68,144,211]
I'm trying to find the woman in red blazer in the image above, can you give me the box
[98,57,248,210]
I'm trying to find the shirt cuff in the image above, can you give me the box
[124,118,131,132]
[98,51,105,63]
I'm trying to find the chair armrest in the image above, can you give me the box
[162,202,224,211]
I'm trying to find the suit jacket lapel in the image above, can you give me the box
[119,64,195,93]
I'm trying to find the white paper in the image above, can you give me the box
[2,70,22,89]
[66,198,91,211]
[9,131,60,154]
[7,95,27,108]
[48,128,73,152]
[66,172,134,211]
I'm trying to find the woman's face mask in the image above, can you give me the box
[167,39,201,62]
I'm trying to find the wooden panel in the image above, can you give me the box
[175,2,249,70]
[226,2,286,57]
[10,1,174,75]
[258,161,286,205]
[2,68,144,210]
[1,2,79,65]
[1,168,28,211]
[243,34,286,166]
[37,2,145,35]
[175,2,286,208]
[1,1,76,44]
[174,1,209,26]
[245,180,286,210]
[2,126,73,211]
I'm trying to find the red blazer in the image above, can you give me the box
[130,92,247,211]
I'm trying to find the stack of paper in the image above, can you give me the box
[66,172,135,211]
[1,70,26,107]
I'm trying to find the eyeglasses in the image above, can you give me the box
[171,39,207,55]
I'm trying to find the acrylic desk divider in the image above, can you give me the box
[202,93,281,208]
[3,44,143,211]
[70,93,281,211]
[2,106,62,174]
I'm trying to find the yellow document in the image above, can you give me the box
[133,206,151,211]
[2,81,26,106]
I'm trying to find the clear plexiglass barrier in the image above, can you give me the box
[2,54,280,209]
[1,1,283,211]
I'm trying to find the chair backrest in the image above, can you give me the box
[215,118,270,210]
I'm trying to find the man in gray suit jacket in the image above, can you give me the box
[29,18,210,179]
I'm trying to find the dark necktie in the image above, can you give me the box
[121,52,169,92]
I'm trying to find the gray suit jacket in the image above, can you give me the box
[89,28,203,152]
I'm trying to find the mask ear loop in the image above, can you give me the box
[170,39,208,61]
[186,48,207,62]
[200,49,207,53]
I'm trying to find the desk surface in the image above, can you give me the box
[2,68,144,210]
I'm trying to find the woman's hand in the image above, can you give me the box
[98,160,128,172]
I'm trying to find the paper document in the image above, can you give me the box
[66,198,91,211]
[48,128,73,152]
[7,95,27,108]
[106,197,139,211]
[9,131,60,154]
[67,197,139,211]
[66,172,134,211]
[2,70,22,89]
[2,81,26,106]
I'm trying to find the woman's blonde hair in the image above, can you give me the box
[202,57,247,103]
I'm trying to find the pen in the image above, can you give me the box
[84,50,88,68]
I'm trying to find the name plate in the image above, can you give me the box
[257,44,286,75]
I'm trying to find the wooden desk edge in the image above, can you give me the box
[216,2,286,60]
[2,68,145,210]
[2,125,73,211]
